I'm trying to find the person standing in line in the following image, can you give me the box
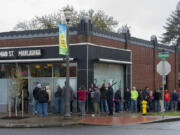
[77,86,88,116]
[46,85,51,113]
[100,83,109,113]
[124,88,131,111]
[37,87,49,117]
[171,90,178,112]
[93,84,101,116]
[137,89,143,112]
[54,84,62,114]
[131,86,138,112]
[115,88,122,113]
[147,90,154,112]
[32,82,41,115]
[164,89,171,112]
[88,83,95,113]
[153,89,161,112]
[107,82,114,115]
[61,82,73,114]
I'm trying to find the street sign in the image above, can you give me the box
[156,61,171,76]
[158,53,170,58]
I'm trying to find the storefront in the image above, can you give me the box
[0,44,131,112]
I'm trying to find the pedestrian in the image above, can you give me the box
[107,82,114,115]
[171,90,178,112]
[143,87,149,101]
[137,89,143,112]
[124,88,131,111]
[147,90,154,112]
[153,89,161,112]
[131,86,138,112]
[88,83,95,113]
[32,82,41,115]
[54,84,62,114]
[164,89,171,111]
[46,85,51,113]
[37,87,49,117]
[77,86,88,116]
[115,88,122,113]
[100,83,109,113]
[61,82,73,114]
[93,84,101,116]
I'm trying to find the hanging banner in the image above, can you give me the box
[59,24,68,55]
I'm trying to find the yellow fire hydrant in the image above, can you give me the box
[142,100,147,115]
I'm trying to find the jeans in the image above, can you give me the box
[78,100,86,115]
[115,100,122,112]
[171,101,177,111]
[154,100,160,112]
[165,101,170,111]
[124,100,131,111]
[39,103,48,117]
[24,100,29,113]
[100,99,109,113]
[55,97,61,113]
[107,99,113,115]
[32,100,39,115]
[131,100,137,112]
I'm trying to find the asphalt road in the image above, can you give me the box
[0,121,180,135]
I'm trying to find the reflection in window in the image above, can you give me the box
[30,64,52,77]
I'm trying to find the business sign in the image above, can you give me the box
[59,24,68,55]
[0,49,42,59]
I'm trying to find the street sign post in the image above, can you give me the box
[157,52,171,119]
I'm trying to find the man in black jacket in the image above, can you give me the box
[107,82,114,115]
[32,82,41,115]
[153,89,161,112]
[124,88,131,111]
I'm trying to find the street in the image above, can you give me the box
[0,121,180,135]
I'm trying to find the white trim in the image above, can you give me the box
[0,58,74,63]
[70,42,131,52]
[98,58,132,64]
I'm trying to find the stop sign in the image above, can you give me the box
[156,61,171,76]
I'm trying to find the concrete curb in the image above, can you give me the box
[144,117,180,124]
[0,122,80,128]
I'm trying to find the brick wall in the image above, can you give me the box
[0,34,178,92]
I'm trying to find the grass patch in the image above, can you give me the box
[148,111,180,116]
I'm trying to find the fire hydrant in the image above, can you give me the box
[142,100,147,115]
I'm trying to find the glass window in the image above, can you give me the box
[30,64,52,77]
[54,63,77,77]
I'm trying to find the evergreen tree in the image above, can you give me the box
[161,1,180,45]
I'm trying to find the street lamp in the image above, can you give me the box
[63,6,72,118]
[122,26,130,49]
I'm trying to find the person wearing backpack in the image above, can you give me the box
[32,82,41,115]
[54,84,62,114]
[37,87,49,117]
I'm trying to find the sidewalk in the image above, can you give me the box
[0,112,179,128]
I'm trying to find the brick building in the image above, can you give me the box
[0,18,178,112]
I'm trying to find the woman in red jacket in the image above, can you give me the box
[77,86,88,116]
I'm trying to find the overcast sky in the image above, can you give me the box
[0,0,179,41]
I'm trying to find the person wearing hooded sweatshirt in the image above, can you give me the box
[46,85,51,112]
[131,86,138,112]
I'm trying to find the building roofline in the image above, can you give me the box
[0,26,175,52]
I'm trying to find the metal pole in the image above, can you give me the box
[64,22,71,117]
[162,60,165,119]
[162,75,165,119]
